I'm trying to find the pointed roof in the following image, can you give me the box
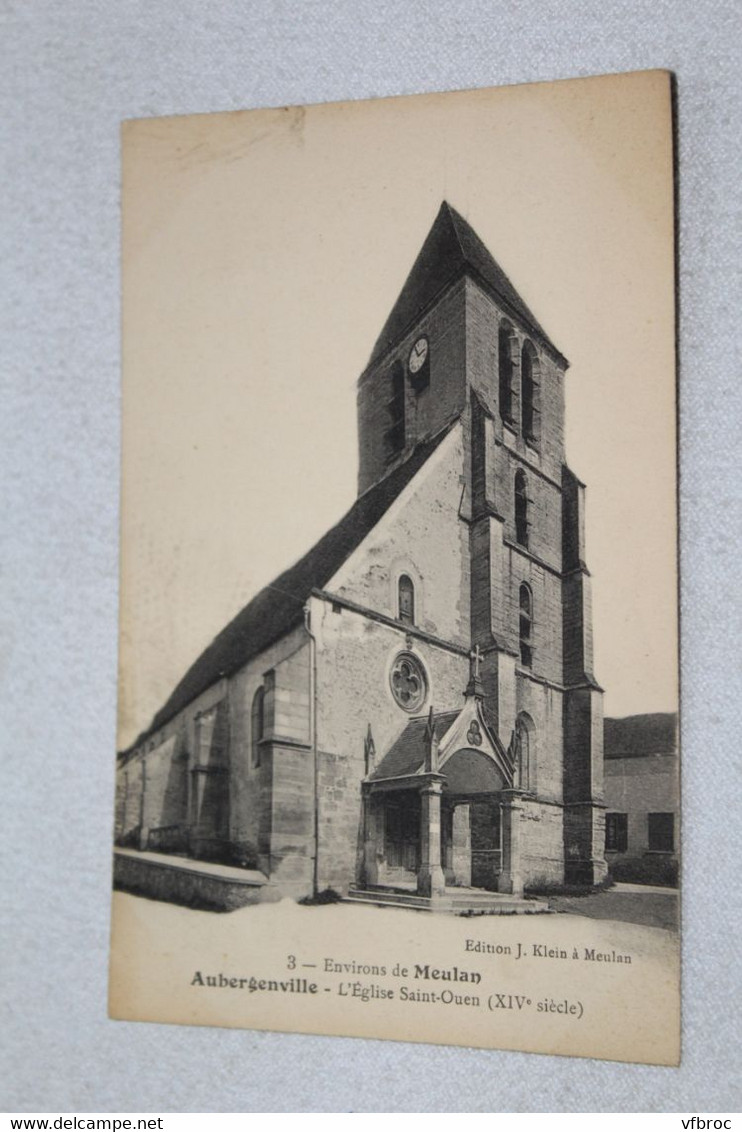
[123,420,457,754]
[366,202,565,371]
[370,712,460,781]
[370,697,514,792]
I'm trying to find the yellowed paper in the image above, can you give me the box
[112,70,679,1065]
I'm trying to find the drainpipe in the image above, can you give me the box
[304,601,319,897]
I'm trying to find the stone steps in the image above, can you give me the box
[345,890,432,910]
[345,887,551,915]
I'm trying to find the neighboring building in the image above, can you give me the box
[115,202,607,906]
[603,713,679,885]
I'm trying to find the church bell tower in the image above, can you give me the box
[356,202,607,887]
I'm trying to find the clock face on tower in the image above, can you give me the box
[408,336,429,375]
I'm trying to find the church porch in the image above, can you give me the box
[360,668,533,906]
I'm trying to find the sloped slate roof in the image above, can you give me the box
[367,201,564,370]
[370,711,459,781]
[127,421,457,752]
[604,713,678,759]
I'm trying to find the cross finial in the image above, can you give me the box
[465,645,484,700]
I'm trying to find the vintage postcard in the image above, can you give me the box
[110,70,679,1065]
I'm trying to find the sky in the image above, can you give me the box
[119,71,677,749]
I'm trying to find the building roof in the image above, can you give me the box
[604,713,678,759]
[366,201,565,371]
[370,711,460,781]
[126,420,457,753]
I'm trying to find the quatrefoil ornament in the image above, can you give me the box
[466,720,483,747]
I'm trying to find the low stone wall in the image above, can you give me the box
[113,849,274,912]
[608,852,679,888]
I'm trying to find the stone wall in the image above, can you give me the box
[189,700,230,858]
[464,277,566,485]
[310,594,470,893]
[496,451,563,575]
[331,423,469,646]
[141,734,188,851]
[117,624,314,886]
[515,675,564,804]
[562,571,595,685]
[356,280,467,496]
[506,548,564,680]
[604,753,678,856]
[560,686,607,886]
[113,850,270,911]
[227,627,312,880]
[264,741,315,895]
[519,799,565,887]
[564,686,604,804]
[117,678,227,854]
[117,757,143,845]
[562,467,596,686]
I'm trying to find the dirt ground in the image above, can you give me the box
[547,886,679,932]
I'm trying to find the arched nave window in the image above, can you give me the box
[251,687,265,768]
[398,574,415,625]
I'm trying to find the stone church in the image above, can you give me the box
[115,202,607,908]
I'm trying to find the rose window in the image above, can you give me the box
[390,653,427,712]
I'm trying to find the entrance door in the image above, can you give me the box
[470,798,502,890]
[384,794,420,871]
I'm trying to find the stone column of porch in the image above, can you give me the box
[417,779,447,899]
[498,787,527,897]
[452,803,472,887]
[361,790,383,888]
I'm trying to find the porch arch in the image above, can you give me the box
[441,747,506,796]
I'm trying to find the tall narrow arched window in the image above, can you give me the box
[251,687,265,768]
[519,583,533,668]
[386,361,406,457]
[398,574,415,625]
[515,712,535,790]
[521,340,541,444]
[498,323,515,424]
[514,469,529,547]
